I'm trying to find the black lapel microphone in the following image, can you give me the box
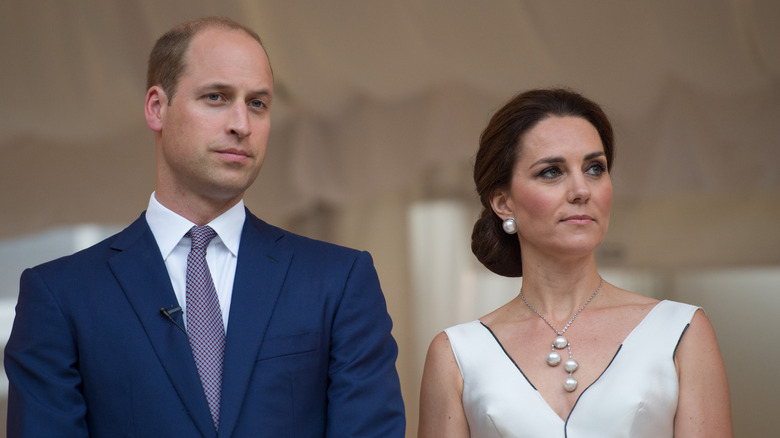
[160,306,187,334]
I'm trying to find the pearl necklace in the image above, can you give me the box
[519,278,603,392]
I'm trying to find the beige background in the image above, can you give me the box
[1,1,779,436]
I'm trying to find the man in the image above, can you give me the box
[5,17,405,437]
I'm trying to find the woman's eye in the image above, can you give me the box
[586,162,607,176]
[539,167,563,178]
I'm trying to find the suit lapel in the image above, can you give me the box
[107,215,216,438]
[217,213,292,438]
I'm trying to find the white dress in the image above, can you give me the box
[445,300,699,438]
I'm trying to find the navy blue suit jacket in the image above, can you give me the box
[4,211,405,437]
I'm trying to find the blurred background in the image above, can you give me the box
[1,0,779,436]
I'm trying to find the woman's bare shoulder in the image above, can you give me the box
[603,283,660,309]
[591,284,662,330]
[477,299,526,330]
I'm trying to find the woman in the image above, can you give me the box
[418,88,732,437]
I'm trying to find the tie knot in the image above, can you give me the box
[187,225,217,249]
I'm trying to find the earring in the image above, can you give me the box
[502,217,518,234]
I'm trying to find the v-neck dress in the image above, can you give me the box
[444,300,699,438]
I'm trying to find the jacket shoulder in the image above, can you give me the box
[28,214,148,275]
[245,214,368,263]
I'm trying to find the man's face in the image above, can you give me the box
[153,27,274,210]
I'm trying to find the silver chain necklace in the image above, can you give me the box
[519,277,603,392]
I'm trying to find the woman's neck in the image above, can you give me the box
[516,257,603,323]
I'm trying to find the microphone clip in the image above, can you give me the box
[160,305,186,334]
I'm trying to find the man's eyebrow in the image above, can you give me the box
[196,83,272,99]
[249,89,272,99]
[196,82,232,93]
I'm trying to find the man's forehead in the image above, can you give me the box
[183,27,270,73]
[176,27,273,95]
[190,25,264,52]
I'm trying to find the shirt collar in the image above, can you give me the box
[146,192,245,260]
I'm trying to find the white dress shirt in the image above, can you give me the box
[145,192,245,331]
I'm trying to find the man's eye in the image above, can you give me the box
[249,100,265,109]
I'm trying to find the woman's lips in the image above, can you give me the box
[561,215,594,224]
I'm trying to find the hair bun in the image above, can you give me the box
[471,208,523,277]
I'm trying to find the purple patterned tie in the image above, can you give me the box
[185,225,225,431]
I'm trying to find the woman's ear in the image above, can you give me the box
[489,187,514,220]
[144,86,167,132]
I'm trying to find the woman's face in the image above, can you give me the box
[491,115,613,261]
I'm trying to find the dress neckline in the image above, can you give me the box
[478,299,667,423]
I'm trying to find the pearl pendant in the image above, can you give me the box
[547,351,561,366]
[553,336,568,349]
[564,376,578,392]
[564,359,578,373]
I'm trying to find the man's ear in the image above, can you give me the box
[489,187,514,221]
[144,86,167,132]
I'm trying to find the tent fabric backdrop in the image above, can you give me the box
[1,2,780,436]
[1,0,779,239]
